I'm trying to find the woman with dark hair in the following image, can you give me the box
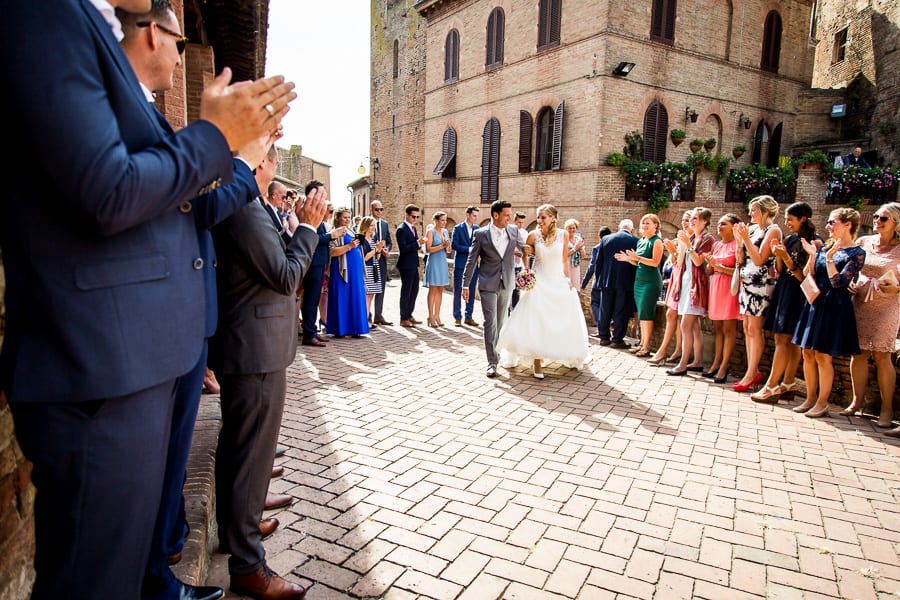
[793,208,865,418]
[667,207,715,375]
[702,213,742,383]
[846,202,900,428]
[752,203,821,403]
[733,195,782,391]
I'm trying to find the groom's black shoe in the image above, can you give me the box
[486,364,497,378]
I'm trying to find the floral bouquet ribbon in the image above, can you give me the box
[516,267,536,291]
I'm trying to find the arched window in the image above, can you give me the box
[767,122,783,168]
[486,8,505,69]
[392,39,399,78]
[481,118,501,203]
[651,0,676,45]
[537,0,561,50]
[751,121,770,165]
[643,102,668,164]
[444,29,460,83]
[761,11,782,72]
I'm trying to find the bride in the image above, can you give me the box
[497,204,591,378]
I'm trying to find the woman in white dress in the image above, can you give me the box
[497,204,591,379]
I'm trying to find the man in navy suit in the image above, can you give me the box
[452,205,480,326]
[301,181,344,346]
[0,1,295,597]
[396,204,426,326]
[582,220,638,347]
[370,200,393,325]
[118,4,272,598]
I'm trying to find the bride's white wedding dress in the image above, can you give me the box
[497,230,591,369]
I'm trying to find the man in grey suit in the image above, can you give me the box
[462,200,521,378]
[208,145,326,600]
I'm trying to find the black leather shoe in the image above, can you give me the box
[686,365,704,372]
[609,341,629,349]
[666,369,688,376]
[486,364,497,378]
[598,338,611,346]
[144,579,224,600]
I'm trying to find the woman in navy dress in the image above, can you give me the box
[792,208,865,418]
[752,203,821,403]
[326,208,370,338]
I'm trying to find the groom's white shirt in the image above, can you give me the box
[490,223,509,256]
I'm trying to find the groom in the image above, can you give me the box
[462,200,521,378]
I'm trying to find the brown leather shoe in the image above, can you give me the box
[301,337,325,347]
[264,492,292,511]
[373,317,393,325]
[271,465,284,478]
[259,517,279,539]
[315,334,329,342]
[464,318,479,326]
[409,317,422,324]
[399,320,414,327]
[231,566,306,600]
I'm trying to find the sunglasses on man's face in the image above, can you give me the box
[137,21,188,54]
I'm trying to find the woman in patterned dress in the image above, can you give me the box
[845,203,900,428]
[752,203,821,403]
[792,208,865,418]
[733,195,782,391]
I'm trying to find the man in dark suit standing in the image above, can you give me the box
[396,204,426,327]
[300,180,343,347]
[118,4,268,598]
[370,200,393,325]
[582,219,638,347]
[452,205,480,326]
[0,2,295,597]
[208,145,325,600]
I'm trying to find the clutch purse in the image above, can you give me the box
[801,273,820,304]
[729,265,741,296]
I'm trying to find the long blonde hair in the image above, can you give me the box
[536,203,559,245]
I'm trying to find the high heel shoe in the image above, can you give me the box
[805,406,830,418]
[732,372,763,392]
[713,373,728,384]
[750,385,782,404]
[839,404,862,416]
[646,355,666,366]
[666,354,682,363]
[634,348,651,357]
[428,319,438,328]
[792,402,815,413]
[532,366,545,380]
[701,368,719,379]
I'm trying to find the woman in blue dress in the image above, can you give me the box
[792,208,865,418]
[423,211,451,327]
[326,208,370,337]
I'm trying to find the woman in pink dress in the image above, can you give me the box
[702,213,742,383]
[846,202,900,429]
[647,211,692,365]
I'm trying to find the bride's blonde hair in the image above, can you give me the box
[536,203,559,245]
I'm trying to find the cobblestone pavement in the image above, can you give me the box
[209,281,900,599]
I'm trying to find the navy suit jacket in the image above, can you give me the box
[581,230,638,291]
[451,222,478,268]
[396,221,420,271]
[0,0,235,402]
[312,222,332,267]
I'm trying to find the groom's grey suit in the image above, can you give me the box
[462,224,521,367]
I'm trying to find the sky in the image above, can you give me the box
[265,1,371,202]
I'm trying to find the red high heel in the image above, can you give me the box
[732,372,763,392]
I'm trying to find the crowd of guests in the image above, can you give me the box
[587,196,900,434]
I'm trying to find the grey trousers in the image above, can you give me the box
[216,370,287,575]
[479,286,513,366]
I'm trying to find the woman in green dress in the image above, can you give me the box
[615,213,664,356]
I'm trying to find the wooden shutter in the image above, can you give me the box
[538,0,549,49]
[486,9,504,68]
[433,127,457,175]
[481,119,500,203]
[767,123,783,168]
[445,30,459,82]
[392,39,399,78]
[518,110,533,173]
[549,0,561,46]
[651,0,676,44]
[643,102,668,164]
[761,11,782,72]
[551,100,564,170]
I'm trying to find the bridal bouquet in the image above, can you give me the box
[516,267,536,291]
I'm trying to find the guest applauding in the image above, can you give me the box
[733,195,782,391]
[703,214,742,383]
[564,219,586,288]
[753,203,821,402]
[667,208,714,376]
[358,216,386,326]
[424,211,452,327]
[327,208,370,338]
[793,208,865,418]
[616,214,664,357]
[648,212,691,365]
[846,203,900,427]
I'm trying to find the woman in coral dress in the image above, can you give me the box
[703,213,742,383]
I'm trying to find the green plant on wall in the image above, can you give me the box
[606,152,626,167]
[648,189,669,213]
[847,195,865,210]
[623,130,644,159]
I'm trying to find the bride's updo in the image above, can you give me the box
[536,203,558,245]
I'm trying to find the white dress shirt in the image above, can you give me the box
[490,223,509,257]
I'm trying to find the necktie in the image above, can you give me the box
[376,221,381,242]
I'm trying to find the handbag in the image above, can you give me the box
[800,272,820,304]
[730,265,741,296]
